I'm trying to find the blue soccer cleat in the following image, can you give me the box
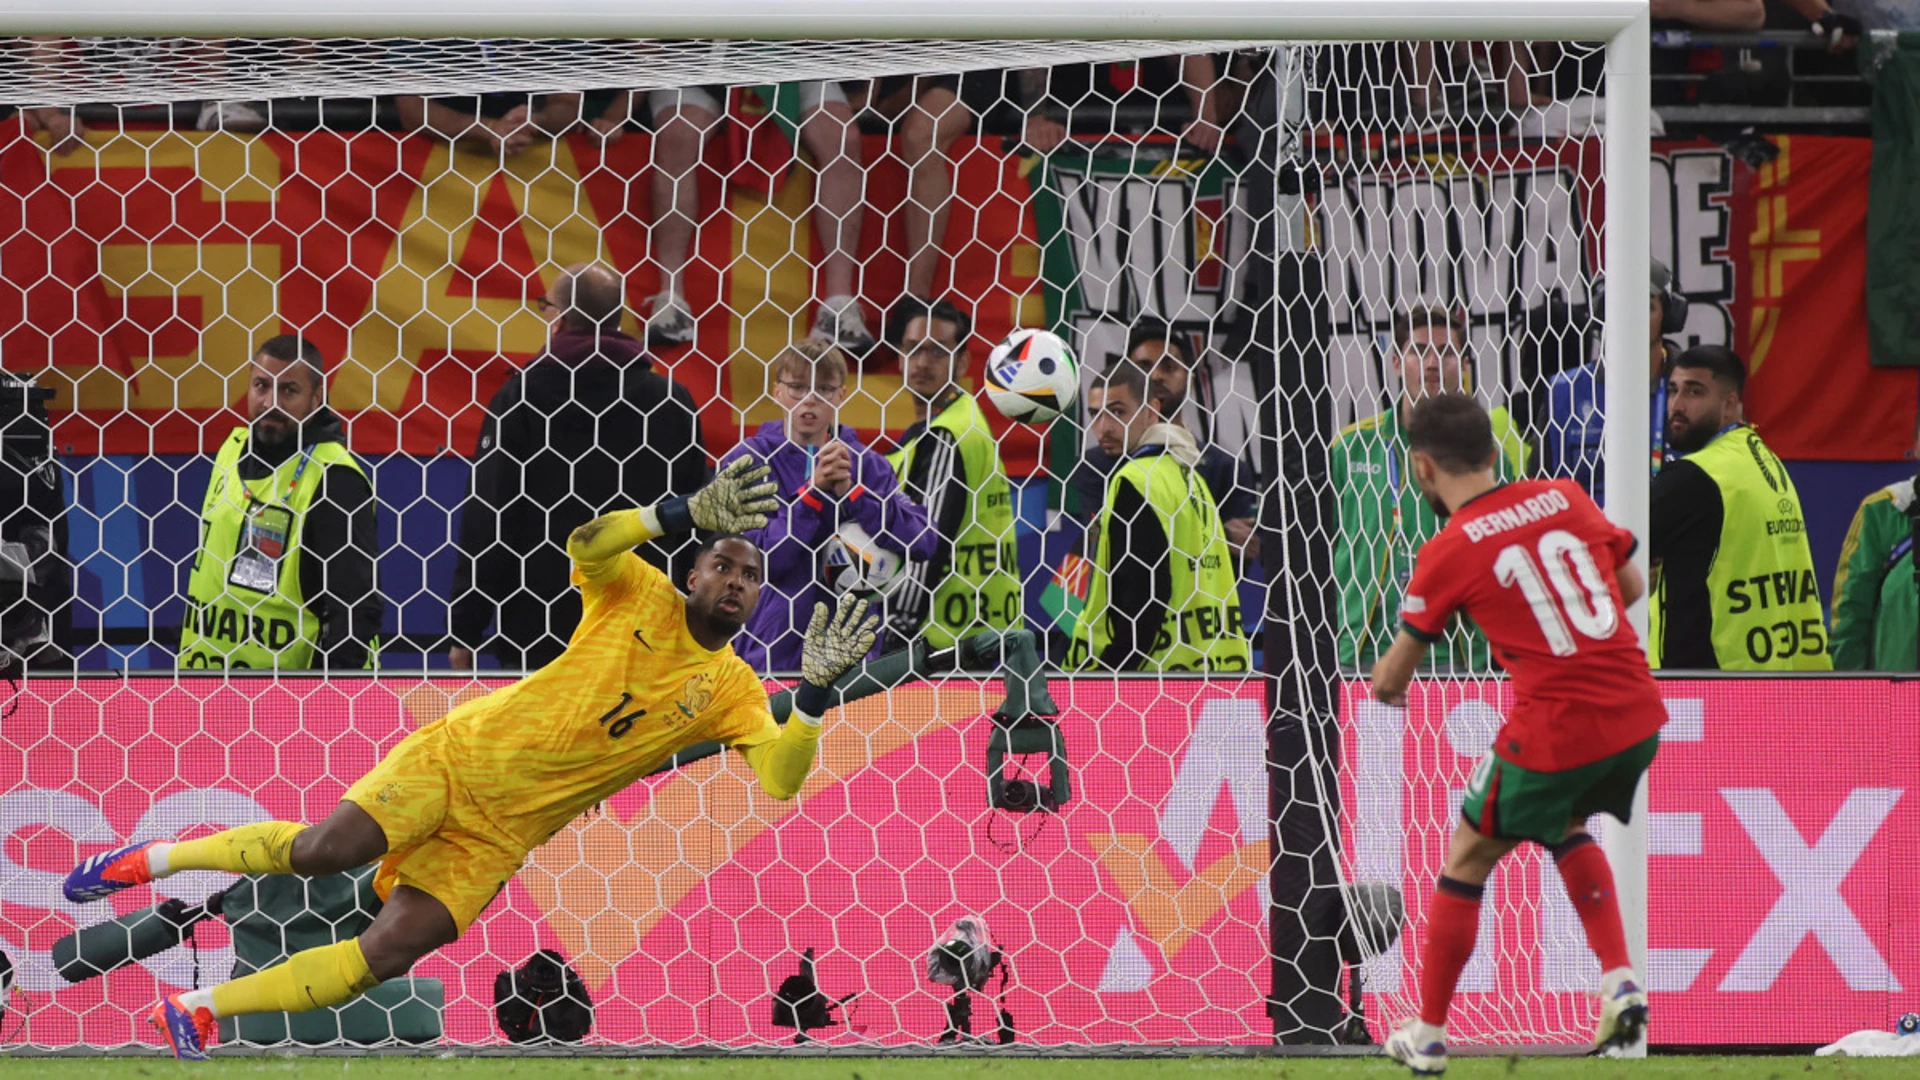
[151,994,214,1060]
[63,841,157,903]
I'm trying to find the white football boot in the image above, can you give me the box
[1385,1018,1448,1076]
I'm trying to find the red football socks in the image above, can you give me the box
[1419,875,1485,1028]
[1553,834,1631,973]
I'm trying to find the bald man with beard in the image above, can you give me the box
[450,263,706,671]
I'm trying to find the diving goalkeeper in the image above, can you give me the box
[63,458,879,1060]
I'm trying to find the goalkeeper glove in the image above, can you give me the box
[663,457,780,534]
[795,593,880,717]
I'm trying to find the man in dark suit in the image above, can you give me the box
[449,262,705,670]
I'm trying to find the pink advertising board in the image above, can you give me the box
[0,676,1270,1048]
[1342,678,1919,1047]
[2,675,1911,1049]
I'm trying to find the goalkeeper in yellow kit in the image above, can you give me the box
[63,459,879,1059]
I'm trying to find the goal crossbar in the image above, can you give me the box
[2,0,1650,42]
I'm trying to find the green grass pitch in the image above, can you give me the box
[10,1057,1915,1080]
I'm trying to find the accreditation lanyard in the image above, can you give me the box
[1650,382,1667,477]
[1386,445,1403,539]
[1385,444,1411,584]
[280,447,315,503]
[1890,536,1914,569]
[1359,441,1420,641]
[1360,441,1416,645]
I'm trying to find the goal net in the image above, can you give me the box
[0,15,1649,1053]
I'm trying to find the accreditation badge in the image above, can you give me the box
[229,500,295,594]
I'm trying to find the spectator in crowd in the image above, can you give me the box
[1650,345,1830,670]
[879,71,1068,314]
[198,100,271,133]
[178,335,381,671]
[883,299,1022,652]
[190,40,299,132]
[10,39,97,154]
[1069,323,1257,559]
[1829,421,1920,671]
[396,90,627,158]
[1509,41,1611,139]
[1138,322,1258,558]
[1329,306,1528,674]
[720,339,934,670]
[15,40,87,154]
[1647,0,1770,110]
[1409,41,1536,129]
[1772,0,1864,51]
[450,262,704,672]
[1028,56,1229,150]
[17,104,85,155]
[1652,0,1767,29]
[643,83,872,354]
[1066,361,1250,673]
[1540,260,1684,504]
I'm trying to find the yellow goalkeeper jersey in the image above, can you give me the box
[438,551,780,849]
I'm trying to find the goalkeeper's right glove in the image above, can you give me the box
[660,457,780,534]
[794,593,880,719]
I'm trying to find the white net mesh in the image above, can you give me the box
[2,39,1248,106]
[0,33,1630,1052]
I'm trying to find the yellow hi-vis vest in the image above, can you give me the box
[179,428,373,671]
[886,394,1022,647]
[1068,448,1252,672]
[1650,424,1830,671]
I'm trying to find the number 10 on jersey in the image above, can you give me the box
[1493,529,1619,657]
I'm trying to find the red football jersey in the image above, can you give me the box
[1401,478,1667,772]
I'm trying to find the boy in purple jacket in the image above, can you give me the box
[720,340,935,670]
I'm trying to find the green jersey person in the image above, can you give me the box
[1649,345,1829,671]
[1830,464,1920,671]
[177,335,382,670]
[1331,306,1530,673]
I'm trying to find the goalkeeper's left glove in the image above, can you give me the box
[658,457,780,534]
[794,593,879,719]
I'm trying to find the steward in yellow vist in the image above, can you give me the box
[177,335,382,670]
[1066,360,1251,673]
[884,298,1022,650]
[63,459,880,1059]
[1650,345,1829,670]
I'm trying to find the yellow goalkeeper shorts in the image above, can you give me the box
[342,718,529,934]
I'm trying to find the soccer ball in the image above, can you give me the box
[984,328,1079,423]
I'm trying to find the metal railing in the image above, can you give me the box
[1653,27,1897,127]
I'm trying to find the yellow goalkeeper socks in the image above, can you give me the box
[160,821,307,877]
[207,939,379,1018]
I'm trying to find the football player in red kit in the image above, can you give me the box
[1371,392,1666,1075]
